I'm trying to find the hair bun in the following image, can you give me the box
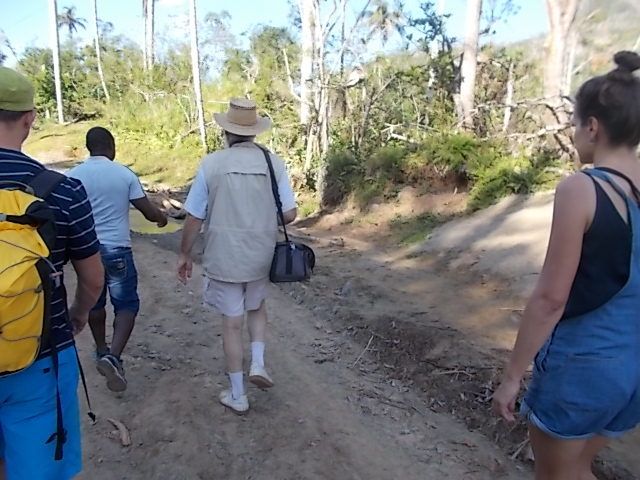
[614,51,640,74]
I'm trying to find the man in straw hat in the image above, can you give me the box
[178,98,297,414]
[0,67,104,478]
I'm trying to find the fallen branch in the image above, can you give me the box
[511,437,530,460]
[352,334,375,368]
[107,418,131,447]
[433,369,474,378]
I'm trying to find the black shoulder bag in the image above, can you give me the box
[259,147,315,282]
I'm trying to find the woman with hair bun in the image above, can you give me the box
[493,51,640,479]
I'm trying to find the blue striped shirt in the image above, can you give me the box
[0,148,100,359]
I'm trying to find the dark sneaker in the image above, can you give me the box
[94,348,110,362]
[97,354,127,392]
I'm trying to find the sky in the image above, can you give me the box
[0,0,549,67]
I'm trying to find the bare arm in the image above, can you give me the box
[281,207,297,225]
[177,214,204,283]
[131,196,168,227]
[69,253,104,334]
[181,214,203,256]
[493,174,593,420]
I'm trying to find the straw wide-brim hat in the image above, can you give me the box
[213,98,272,136]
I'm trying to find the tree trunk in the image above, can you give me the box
[144,0,155,71]
[48,0,64,123]
[92,0,110,101]
[563,29,578,95]
[544,0,579,100]
[459,0,482,130]
[142,0,147,69]
[189,0,207,151]
[428,0,446,89]
[299,0,316,126]
[502,61,515,132]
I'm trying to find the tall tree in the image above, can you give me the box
[459,0,482,129]
[143,0,155,71]
[48,0,64,123]
[57,6,87,39]
[544,0,579,99]
[92,0,110,101]
[299,0,316,126]
[364,0,405,44]
[0,30,16,66]
[189,0,207,150]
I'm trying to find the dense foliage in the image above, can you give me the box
[17,0,625,210]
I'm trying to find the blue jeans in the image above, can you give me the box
[93,245,140,315]
[0,346,81,479]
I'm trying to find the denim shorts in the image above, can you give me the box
[522,346,640,440]
[0,346,81,479]
[93,245,140,315]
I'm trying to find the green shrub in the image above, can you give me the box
[353,178,387,208]
[366,145,407,182]
[467,149,561,211]
[403,132,490,183]
[322,149,363,206]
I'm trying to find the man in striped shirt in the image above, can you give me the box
[0,67,104,479]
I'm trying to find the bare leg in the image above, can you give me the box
[578,436,609,480]
[247,301,267,344]
[223,315,244,372]
[110,311,136,358]
[88,308,108,354]
[530,424,588,480]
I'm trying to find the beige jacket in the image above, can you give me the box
[200,142,286,283]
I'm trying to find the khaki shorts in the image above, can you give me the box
[202,276,269,317]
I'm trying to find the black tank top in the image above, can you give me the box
[562,169,634,320]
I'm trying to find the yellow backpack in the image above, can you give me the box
[0,169,65,375]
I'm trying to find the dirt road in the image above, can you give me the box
[73,234,525,480]
[68,199,639,479]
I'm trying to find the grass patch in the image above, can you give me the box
[24,121,91,162]
[23,121,203,189]
[389,212,451,245]
[297,193,320,218]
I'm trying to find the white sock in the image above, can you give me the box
[228,371,244,399]
[251,342,265,367]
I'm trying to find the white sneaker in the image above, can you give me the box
[218,389,249,415]
[249,364,274,389]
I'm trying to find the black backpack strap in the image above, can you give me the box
[27,170,66,199]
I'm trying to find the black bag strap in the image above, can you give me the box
[45,341,66,461]
[258,146,291,244]
[28,169,66,199]
[74,346,96,423]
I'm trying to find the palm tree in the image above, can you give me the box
[48,0,64,123]
[92,0,109,101]
[0,30,16,65]
[189,0,206,150]
[57,6,87,39]
[364,0,405,44]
